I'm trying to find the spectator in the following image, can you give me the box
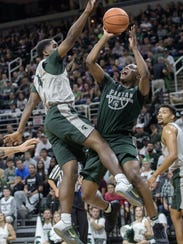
[145,142,159,171]
[133,123,149,154]
[38,148,51,175]
[160,171,174,230]
[121,206,154,244]
[151,56,168,95]
[104,183,129,228]
[98,178,107,198]
[0,169,7,198]
[24,121,37,138]
[140,158,154,182]
[4,158,16,191]
[42,209,53,241]
[36,159,49,196]
[49,211,66,244]
[149,123,161,145]
[137,105,152,132]
[0,212,16,244]
[34,134,51,160]
[47,156,58,176]
[45,189,60,214]
[23,150,37,167]
[14,163,43,215]
[87,206,107,244]
[0,186,17,224]
[15,159,30,182]
[16,91,28,111]
[8,102,22,118]
[104,183,127,207]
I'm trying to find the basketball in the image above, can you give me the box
[103,8,129,34]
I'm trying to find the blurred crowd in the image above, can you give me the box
[0,1,182,243]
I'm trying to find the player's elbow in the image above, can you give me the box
[86,55,95,67]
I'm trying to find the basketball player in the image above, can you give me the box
[4,1,141,243]
[148,104,183,244]
[80,25,168,242]
[0,138,38,158]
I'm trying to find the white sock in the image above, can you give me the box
[104,203,112,213]
[115,173,131,185]
[58,213,71,229]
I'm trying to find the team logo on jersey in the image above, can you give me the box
[106,89,134,110]
[81,124,88,130]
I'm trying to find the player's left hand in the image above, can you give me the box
[103,27,115,39]
[129,25,137,49]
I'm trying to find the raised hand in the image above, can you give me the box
[103,27,115,38]
[85,0,96,13]
[129,25,137,50]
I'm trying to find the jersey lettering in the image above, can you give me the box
[106,89,134,110]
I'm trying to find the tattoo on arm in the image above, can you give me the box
[0,149,5,157]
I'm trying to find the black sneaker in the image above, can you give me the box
[153,223,169,244]
[53,222,83,244]
[104,200,120,233]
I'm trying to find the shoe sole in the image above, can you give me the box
[54,227,84,244]
[116,190,143,207]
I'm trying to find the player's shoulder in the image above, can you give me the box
[163,123,177,134]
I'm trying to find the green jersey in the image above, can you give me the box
[97,73,145,137]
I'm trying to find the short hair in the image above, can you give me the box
[36,38,53,58]
[160,104,176,116]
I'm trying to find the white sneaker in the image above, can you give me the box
[53,220,84,244]
[115,182,143,207]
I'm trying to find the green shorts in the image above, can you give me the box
[171,168,183,210]
[81,135,138,185]
[44,104,94,166]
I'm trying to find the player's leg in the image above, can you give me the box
[46,104,142,206]
[123,160,169,243]
[83,129,143,206]
[170,172,183,244]
[81,179,120,233]
[45,129,83,244]
[170,208,183,244]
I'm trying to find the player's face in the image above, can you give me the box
[157,107,175,125]
[44,40,58,56]
[120,64,138,88]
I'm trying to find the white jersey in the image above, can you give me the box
[0,196,16,217]
[33,49,75,112]
[162,122,183,175]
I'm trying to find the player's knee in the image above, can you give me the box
[81,189,91,202]
[128,171,141,185]
[81,185,97,203]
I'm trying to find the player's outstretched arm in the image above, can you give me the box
[0,138,39,158]
[129,25,150,96]
[58,0,96,57]
[86,28,114,83]
[4,92,40,145]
